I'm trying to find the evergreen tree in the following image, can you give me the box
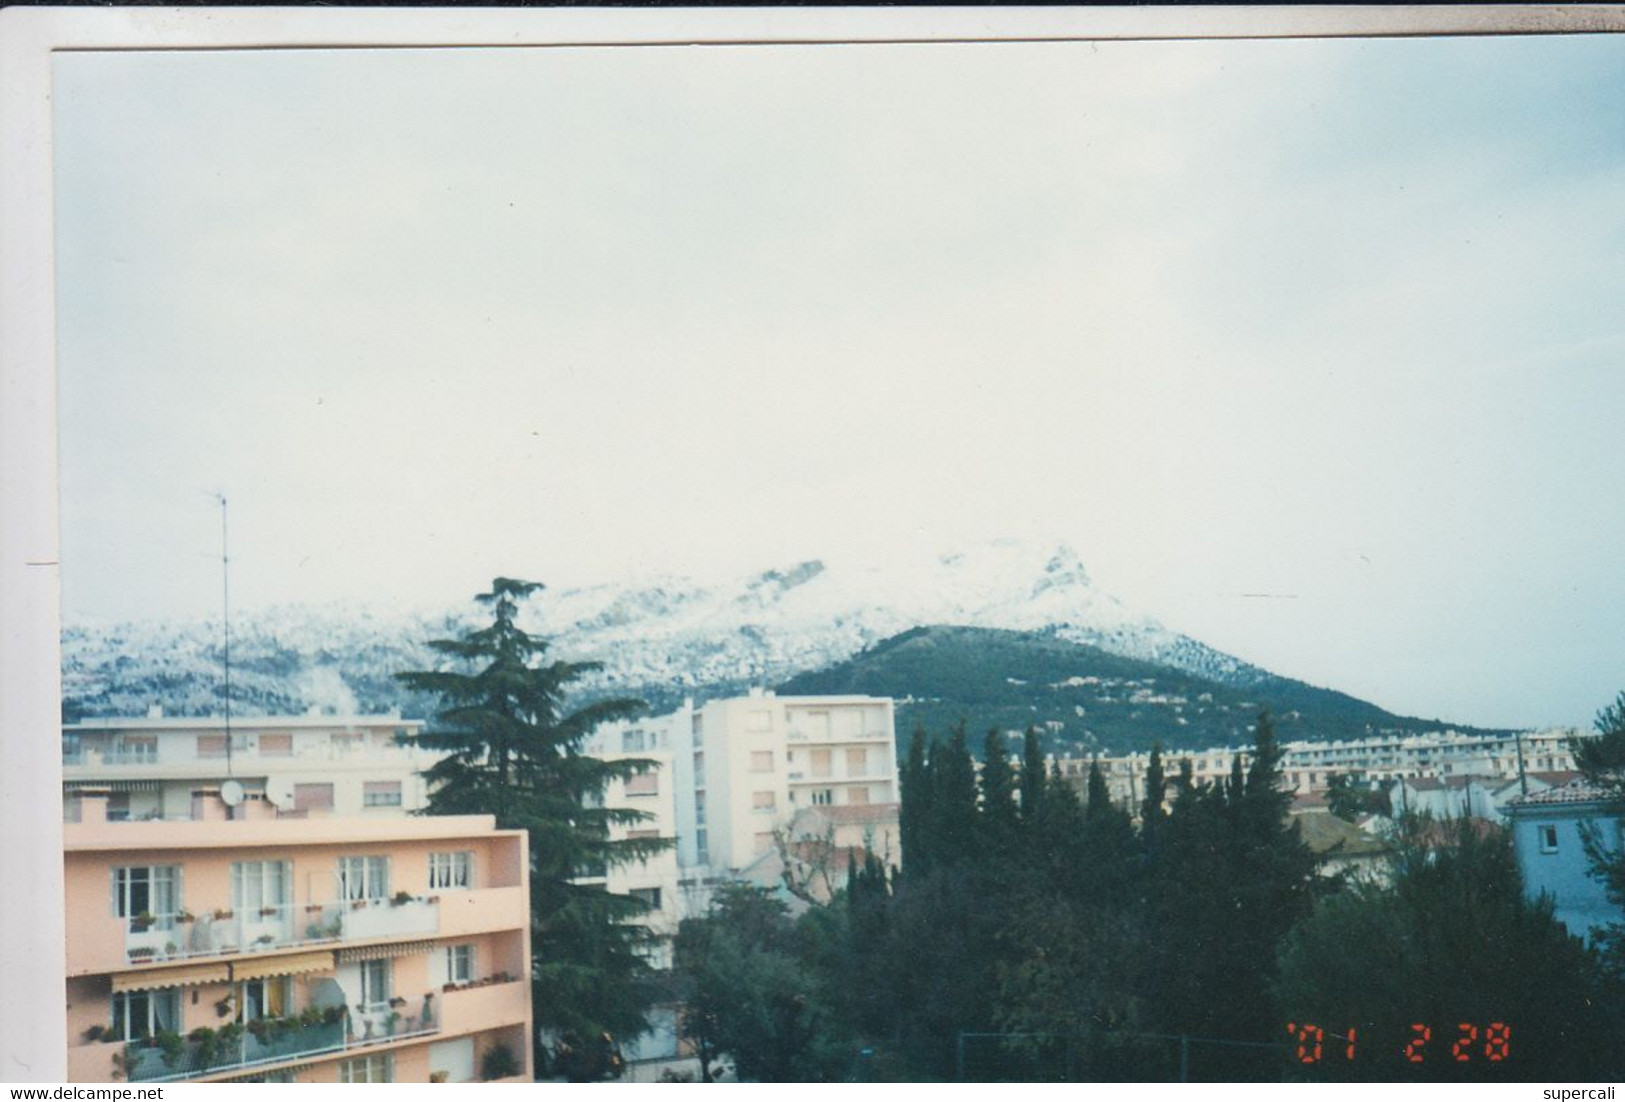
[898,727,933,877]
[979,728,1019,843]
[931,723,979,865]
[1020,726,1047,823]
[396,578,671,1079]
[1084,759,1111,819]
[1141,742,1167,847]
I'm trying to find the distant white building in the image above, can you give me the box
[580,715,686,967]
[63,710,432,821]
[1505,778,1624,941]
[672,689,899,877]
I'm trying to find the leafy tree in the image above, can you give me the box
[1575,690,1625,982]
[396,578,671,1079]
[1276,820,1625,1080]
[1326,772,1390,823]
[673,886,845,1082]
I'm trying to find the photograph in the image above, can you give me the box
[5,5,1625,1087]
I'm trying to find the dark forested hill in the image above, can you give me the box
[778,625,1508,756]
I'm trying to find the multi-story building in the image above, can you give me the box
[1505,778,1623,941]
[64,792,532,1084]
[1056,727,1589,811]
[63,710,433,821]
[673,690,899,876]
[580,718,684,967]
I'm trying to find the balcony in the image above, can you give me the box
[115,996,439,1083]
[439,978,529,1035]
[124,1017,347,1083]
[121,897,440,967]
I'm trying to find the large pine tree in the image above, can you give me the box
[396,577,672,1079]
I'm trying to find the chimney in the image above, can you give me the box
[193,789,229,822]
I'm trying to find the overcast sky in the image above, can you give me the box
[53,36,1625,729]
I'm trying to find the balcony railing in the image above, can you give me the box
[125,897,441,966]
[121,995,439,1084]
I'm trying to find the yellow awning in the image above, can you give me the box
[336,940,436,964]
[112,962,230,993]
[231,950,336,983]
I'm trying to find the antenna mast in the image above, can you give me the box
[217,493,233,778]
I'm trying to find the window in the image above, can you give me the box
[107,792,131,822]
[621,729,647,753]
[629,887,662,910]
[237,977,289,1022]
[112,866,180,927]
[359,959,391,1009]
[338,856,389,901]
[695,829,709,865]
[118,736,158,763]
[429,851,473,890]
[694,790,706,826]
[625,771,659,797]
[258,733,293,757]
[810,749,832,778]
[848,787,871,805]
[1539,824,1560,854]
[747,709,772,733]
[692,751,705,780]
[339,1054,393,1083]
[111,988,180,1042]
[750,751,774,773]
[846,748,867,777]
[293,783,334,813]
[232,861,292,914]
[752,790,776,812]
[196,735,227,759]
[363,780,403,807]
[446,944,475,985]
[812,789,833,806]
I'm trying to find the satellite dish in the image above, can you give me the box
[221,780,245,806]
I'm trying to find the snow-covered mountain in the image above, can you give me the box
[61,538,1277,720]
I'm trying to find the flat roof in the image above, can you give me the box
[66,714,423,732]
[64,813,519,852]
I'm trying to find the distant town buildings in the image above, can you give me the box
[63,792,532,1083]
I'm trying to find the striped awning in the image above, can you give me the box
[112,962,229,993]
[66,780,163,793]
[231,951,336,982]
[336,940,437,964]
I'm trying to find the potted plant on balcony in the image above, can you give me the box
[217,1021,243,1056]
[82,1024,111,1043]
[212,908,233,921]
[129,912,156,933]
[385,1011,402,1037]
[479,1043,519,1082]
[155,1030,185,1069]
[321,1005,345,1026]
[388,996,407,1009]
[391,890,413,907]
[127,947,155,961]
[188,1026,218,1068]
[259,906,279,918]
[175,910,195,924]
[214,995,234,1019]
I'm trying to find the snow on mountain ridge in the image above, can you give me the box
[60,538,1266,717]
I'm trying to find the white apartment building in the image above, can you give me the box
[579,717,685,967]
[63,710,433,822]
[672,690,899,876]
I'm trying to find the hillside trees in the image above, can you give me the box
[1575,689,1625,981]
[396,577,673,1080]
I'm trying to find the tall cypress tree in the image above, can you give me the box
[932,723,979,864]
[979,728,1019,843]
[396,577,671,1079]
[899,727,933,877]
[1142,742,1168,844]
[1019,725,1047,823]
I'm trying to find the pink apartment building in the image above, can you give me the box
[63,792,532,1083]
